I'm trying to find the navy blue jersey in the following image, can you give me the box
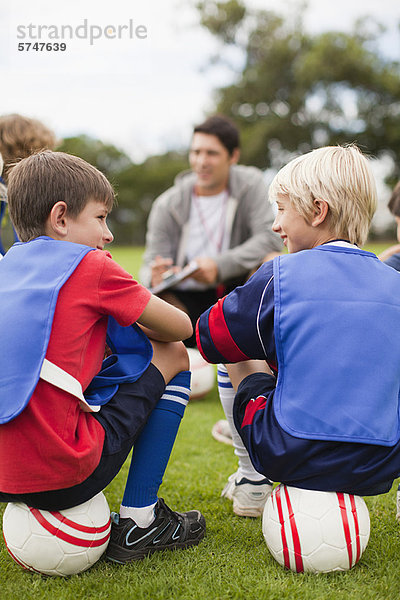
[197,244,400,446]
[197,244,400,493]
[196,260,277,371]
[384,252,400,272]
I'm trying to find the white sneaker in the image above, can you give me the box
[221,471,272,517]
[396,484,400,521]
[211,419,233,446]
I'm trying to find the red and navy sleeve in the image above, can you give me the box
[196,261,276,367]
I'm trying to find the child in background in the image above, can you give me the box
[0,150,205,564]
[197,145,400,498]
[0,153,5,257]
[0,113,56,255]
[378,180,400,271]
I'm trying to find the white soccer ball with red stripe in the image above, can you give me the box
[2,492,111,576]
[262,484,370,573]
[187,347,215,399]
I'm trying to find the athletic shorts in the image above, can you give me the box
[233,372,400,496]
[0,364,165,510]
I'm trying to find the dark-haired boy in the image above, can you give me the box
[0,150,205,564]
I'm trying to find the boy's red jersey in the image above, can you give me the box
[0,249,151,493]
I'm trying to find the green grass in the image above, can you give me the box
[108,241,398,282]
[363,240,397,255]
[107,244,145,279]
[1,242,399,600]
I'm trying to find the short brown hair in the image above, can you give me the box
[0,114,56,182]
[193,115,240,156]
[388,181,400,218]
[7,151,115,242]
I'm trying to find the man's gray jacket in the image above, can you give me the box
[139,164,282,287]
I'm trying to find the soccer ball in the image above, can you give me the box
[187,347,215,399]
[262,484,370,573]
[2,492,111,576]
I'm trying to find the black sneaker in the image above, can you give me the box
[106,498,206,563]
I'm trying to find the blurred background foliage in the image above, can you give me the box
[58,1,400,244]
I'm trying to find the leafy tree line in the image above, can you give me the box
[196,0,400,174]
[59,2,400,243]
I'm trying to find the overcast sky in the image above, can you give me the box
[1,0,399,162]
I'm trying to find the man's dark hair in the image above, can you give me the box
[388,181,400,218]
[193,115,240,156]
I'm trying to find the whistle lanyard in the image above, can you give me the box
[192,189,228,254]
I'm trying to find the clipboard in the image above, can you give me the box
[149,260,199,294]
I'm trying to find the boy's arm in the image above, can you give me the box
[378,243,400,262]
[96,255,192,342]
[196,261,276,365]
[137,294,193,342]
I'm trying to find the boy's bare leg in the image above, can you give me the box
[226,359,273,392]
[150,339,189,384]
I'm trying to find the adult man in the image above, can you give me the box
[140,115,282,345]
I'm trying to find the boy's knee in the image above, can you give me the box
[151,339,190,384]
[173,340,190,372]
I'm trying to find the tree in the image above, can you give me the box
[196,1,400,181]
[57,135,132,178]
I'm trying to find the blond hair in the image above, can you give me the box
[269,145,377,247]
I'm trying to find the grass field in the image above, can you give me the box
[1,243,399,600]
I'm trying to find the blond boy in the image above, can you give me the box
[197,145,400,497]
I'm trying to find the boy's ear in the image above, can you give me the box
[46,201,69,238]
[311,199,329,227]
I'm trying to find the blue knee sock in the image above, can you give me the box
[121,370,191,508]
